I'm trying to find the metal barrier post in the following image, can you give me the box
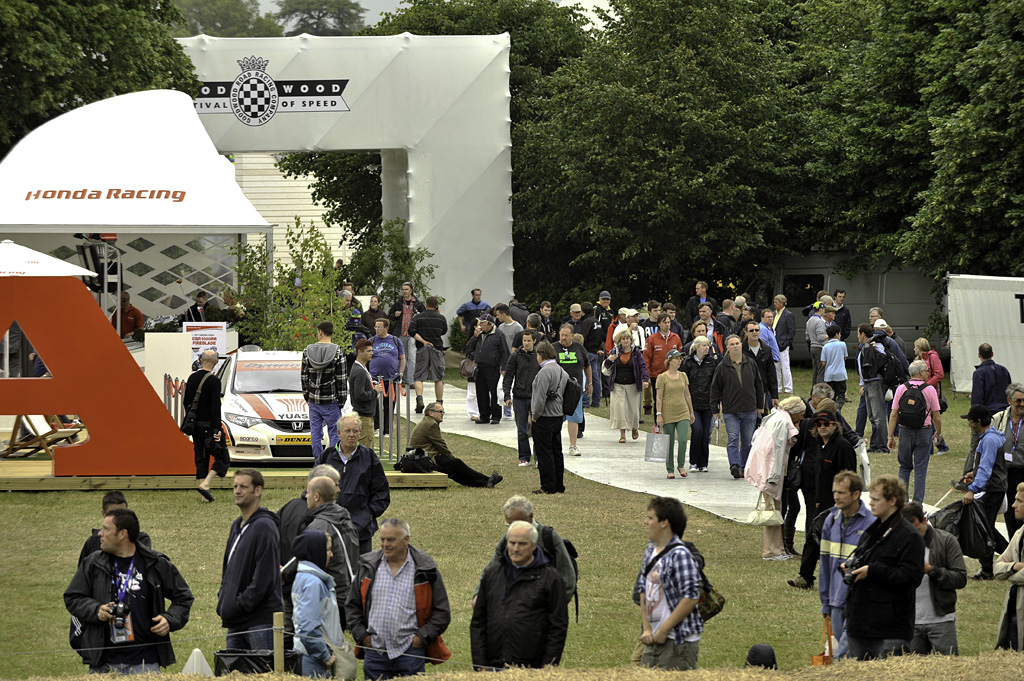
[405,383,412,450]
[377,376,386,456]
[393,379,401,461]
[273,611,284,673]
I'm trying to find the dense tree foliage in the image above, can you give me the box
[276,0,365,36]
[276,0,1024,312]
[172,0,283,37]
[0,0,200,159]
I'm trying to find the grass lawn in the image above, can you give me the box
[0,360,1010,678]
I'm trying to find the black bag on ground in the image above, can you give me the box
[214,649,301,675]
[897,382,928,429]
[395,448,436,474]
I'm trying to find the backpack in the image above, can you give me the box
[881,349,908,390]
[858,342,883,380]
[540,525,580,622]
[897,382,928,429]
[560,376,582,416]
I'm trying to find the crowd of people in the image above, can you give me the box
[63,282,1024,676]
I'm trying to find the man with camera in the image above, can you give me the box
[817,471,873,659]
[65,508,193,674]
[841,474,925,660]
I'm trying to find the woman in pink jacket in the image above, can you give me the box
[915,338,948,453]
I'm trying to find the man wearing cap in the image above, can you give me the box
[643,314,683,423]
[684,281,718,331]
[594,293,615,402]
[806,298,833,386]
[465,314,510,425]
[961,404,1009,580]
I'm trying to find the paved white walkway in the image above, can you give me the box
[430,385,768,524]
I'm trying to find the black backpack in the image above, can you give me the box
[541,525,580,621]
[897,382,928,429]
[559,376,582,416]
[881,350,908,390]
[858,342,883,380]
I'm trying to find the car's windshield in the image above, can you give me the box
[233,360,302,393]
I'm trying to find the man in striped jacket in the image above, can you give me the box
[818,471,873,660]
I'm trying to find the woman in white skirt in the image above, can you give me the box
[602,329,650,442]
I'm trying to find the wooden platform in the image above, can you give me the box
[0,460,448,491]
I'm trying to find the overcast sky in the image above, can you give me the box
[257,0,609,29]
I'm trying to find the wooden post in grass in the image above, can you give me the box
[274,611,284,672]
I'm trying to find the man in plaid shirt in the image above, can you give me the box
[302,321,349,464]
[638,497,703,670]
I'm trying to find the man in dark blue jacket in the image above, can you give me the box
[323,414,392,553]
[972,343,1013,416]
[218,468,283,650]
[465,314,510,425]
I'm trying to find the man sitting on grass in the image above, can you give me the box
[408,402,502,488]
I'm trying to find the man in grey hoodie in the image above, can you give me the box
[531,341,567,494]
[302,321,349,465]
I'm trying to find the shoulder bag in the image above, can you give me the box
[180,372,212,435]
[745,491,783,526]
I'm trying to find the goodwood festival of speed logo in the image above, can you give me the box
[231,56,279,126]
[195,55,350,126]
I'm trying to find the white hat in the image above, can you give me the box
[873,318,888,329]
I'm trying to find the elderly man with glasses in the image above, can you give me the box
[408,403,503,488]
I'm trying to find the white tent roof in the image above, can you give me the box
[0,240,96,277]
[0,90,270,234]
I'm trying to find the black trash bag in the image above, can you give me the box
[214,649,301,675]
[929,500,963,533]
[928,500,997,559]
[957,501,998,559]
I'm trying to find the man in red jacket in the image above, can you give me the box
[643,314,683,423]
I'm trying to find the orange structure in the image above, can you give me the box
[0,276,194,475]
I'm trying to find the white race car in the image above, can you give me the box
[219,348,349,463]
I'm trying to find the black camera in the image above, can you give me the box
[842,555,864,585]
[112,602,129,630]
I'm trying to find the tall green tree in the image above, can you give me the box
[173,0,283,37]
[276,0,365,36]
[275,0,593,274]
[515,0,802,303]
[909,0,1023,278]
[0,0,200,159]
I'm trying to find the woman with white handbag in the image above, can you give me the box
[745,396,807,560]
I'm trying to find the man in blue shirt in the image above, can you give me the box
[369,318,405,436]
[961,404,1009,580]
[456,289,491,336]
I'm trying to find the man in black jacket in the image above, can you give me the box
[218,468,283,650]
[465,314,510,425]
[65,508,193,674]
[504,329,541,465]
[843,474,925,660]
[182,349,225,501]
[742,319,779,413]
[349,339,382,449]
[409,296,448,414]
[471,520,568,670]
[684,281,718,330]
[579,302,605,408]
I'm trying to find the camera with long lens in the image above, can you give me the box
[842,555,864,586]
[112,602,129,630]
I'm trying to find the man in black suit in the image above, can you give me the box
[185,291,209,322]
[683,281,718,330]
[772,294,796,395]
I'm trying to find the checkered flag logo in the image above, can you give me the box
[230,55,279,126]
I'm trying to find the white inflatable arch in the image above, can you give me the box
[179,33,514,317]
